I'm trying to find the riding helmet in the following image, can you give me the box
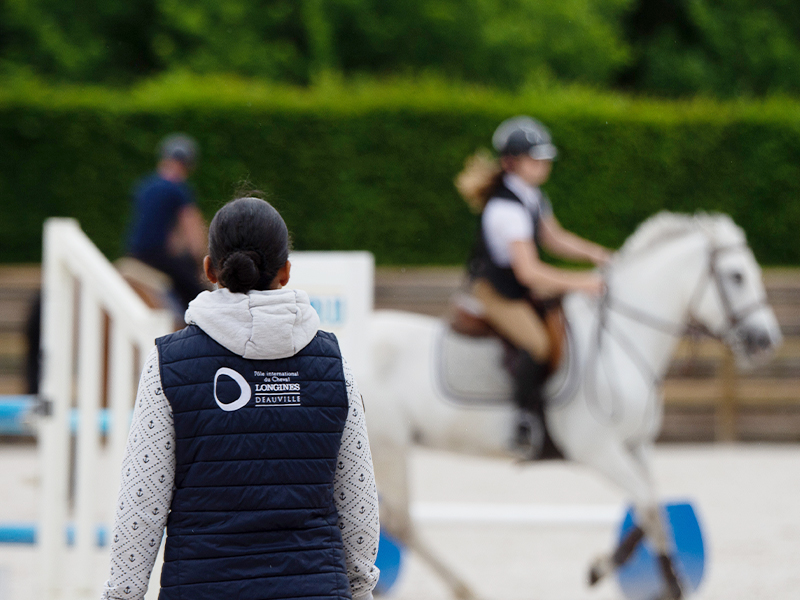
[492,116,557,160]
[158,133,199,168]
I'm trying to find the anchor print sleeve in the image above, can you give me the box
[101,346,176,600]
[334,358,381,600]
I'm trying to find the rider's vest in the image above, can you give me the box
[468,181,545,299]
[155,325,351,600]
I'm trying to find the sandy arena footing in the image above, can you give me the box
[0,443,798,600]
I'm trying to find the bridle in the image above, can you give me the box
[695,244,771,337]
[581,234,769,423]
[604,241,769,342]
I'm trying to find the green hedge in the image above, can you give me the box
[2,76,800,265]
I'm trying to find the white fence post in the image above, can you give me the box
[37,218,173,600]
[73,285,103,597]
[106,322,134,524]
[38,221,75,600]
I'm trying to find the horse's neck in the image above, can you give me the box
[607,233,709,377]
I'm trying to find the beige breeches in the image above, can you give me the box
[470,278,551,362]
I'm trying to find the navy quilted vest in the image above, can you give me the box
[155,324,350,600]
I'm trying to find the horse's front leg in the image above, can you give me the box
[590,503,683,600]
[628,444,684,600]
[576,440,684,599]
[635,503,684,600]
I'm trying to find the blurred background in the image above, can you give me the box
[2,0,799,440]
[2,0,800,265]
[0,2,799,598]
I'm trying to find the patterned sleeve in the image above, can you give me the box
[335,358,381,600]
[101,346,176,600]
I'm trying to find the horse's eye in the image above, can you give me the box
[729,271,744,286]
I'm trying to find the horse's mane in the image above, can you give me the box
[616,211,746,262]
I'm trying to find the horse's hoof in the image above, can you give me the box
[657,554,684,600]
[662,582,683,600]
[587,555,609,586]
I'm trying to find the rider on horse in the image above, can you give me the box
[456,116,611,458]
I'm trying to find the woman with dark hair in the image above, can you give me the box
[102,196,380,600]
[456,116,611,458]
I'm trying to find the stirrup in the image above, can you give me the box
[512,411,545,460]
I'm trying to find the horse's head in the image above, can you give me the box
[688,215,782,367]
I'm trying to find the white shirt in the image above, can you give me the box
[482,173,551,267]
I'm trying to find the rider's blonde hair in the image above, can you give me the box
[454,149,504,213]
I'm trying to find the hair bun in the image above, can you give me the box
[220,250,261,293]
[208,197,291,294]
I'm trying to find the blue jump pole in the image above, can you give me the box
[0,523,108,546]
[0,397,117,550]
[0,395,37,435]
[0,395,113,436]
[616,501,706,600]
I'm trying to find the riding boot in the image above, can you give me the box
[512,351,550,459]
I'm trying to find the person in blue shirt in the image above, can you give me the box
[127,133,208,310]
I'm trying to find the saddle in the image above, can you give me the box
[449,293,567,373]
[448,293,567,461]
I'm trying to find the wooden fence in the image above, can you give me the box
[2,265,799,442]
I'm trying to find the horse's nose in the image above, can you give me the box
[744,328,773,353]
[757,331,773,350]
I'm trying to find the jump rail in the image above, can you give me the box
[0,395,111,436]
[37,218,173,600]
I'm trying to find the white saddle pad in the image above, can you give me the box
[434,323,579,408]
[434,326,514,406]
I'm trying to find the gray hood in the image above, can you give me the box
[184,288,320,360]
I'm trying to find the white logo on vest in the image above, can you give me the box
[253,370,302,406]
[213,367,251,412]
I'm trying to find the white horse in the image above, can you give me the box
[363,212,782,599]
